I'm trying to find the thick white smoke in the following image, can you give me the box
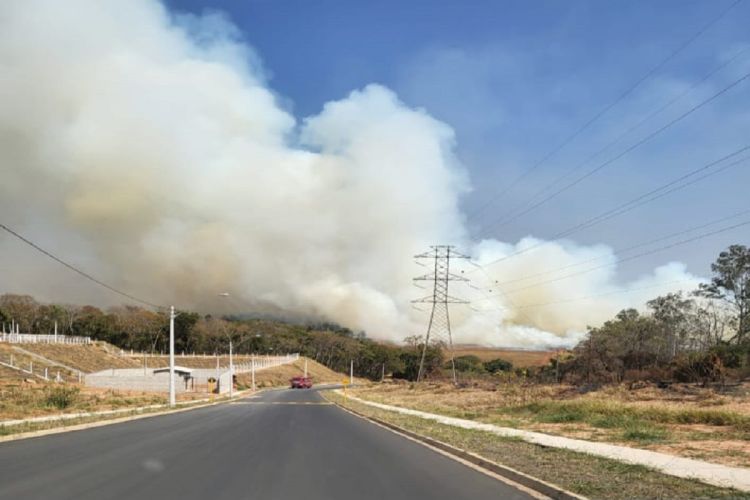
[0,0,702,348]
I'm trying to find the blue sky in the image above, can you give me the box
[165,0,750,279]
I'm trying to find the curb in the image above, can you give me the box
[0,388,263,444]
[332,398,586,500]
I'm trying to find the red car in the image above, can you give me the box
[290,376,313,389]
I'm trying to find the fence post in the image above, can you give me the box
[44,367,48,380]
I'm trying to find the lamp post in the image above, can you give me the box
[169,306,176,407]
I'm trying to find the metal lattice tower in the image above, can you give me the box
[413,245,469,383]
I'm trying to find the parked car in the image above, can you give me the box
[290,376,313,389]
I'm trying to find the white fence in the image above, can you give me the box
[0,333,91,345]
[0,350,80,383]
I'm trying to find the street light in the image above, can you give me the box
[169,306,176,407]
[218,292,258,396]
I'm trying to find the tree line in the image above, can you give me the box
[558,244,750,385]
[2,243,746,385]
[0,295,444,380]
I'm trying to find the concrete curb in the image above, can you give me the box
[0,388,262,444]
[330,397,585,500]
[344,393,750,493]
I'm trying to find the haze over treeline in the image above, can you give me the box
[0,0,717,348]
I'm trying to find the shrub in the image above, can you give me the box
[484,358,513,373]
[451,355,484,373]
[45,386,80,410]
[671,352,724,384]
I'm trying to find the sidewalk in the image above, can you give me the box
[344,393,750,492]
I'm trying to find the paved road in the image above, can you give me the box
[0,388,535,500]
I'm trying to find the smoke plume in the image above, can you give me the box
[0,0,702,347]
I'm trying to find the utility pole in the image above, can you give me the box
[304,358,308,378]
[251,354,256,391]
[169,306,176,407]
[381,362,385,382]
[350,360,354,385]
[413,245,469,384]
[229,339,234,398]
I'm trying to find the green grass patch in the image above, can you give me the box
[621,422,668,443]
[504,399,750,432]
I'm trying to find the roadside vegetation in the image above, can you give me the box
[327,392,748,500]
[343,245,750,466]
[0,381,168,421]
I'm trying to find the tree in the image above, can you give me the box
[697,245,750,344]
[647,292,694,359]
[0,294,39,332]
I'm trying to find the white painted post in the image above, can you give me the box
[304,358,308,378]
[350,360,354,385]
[54,321,58,343]
[44,367,48,380]
[9,354,13,367]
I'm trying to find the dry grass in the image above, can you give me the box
[351,380,750,467]
[10,343,140,372]
[235,357,349,389]
[327,392,747,500]
[0,381,168,420]
[450,346,554,366]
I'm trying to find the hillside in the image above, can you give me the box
[451,346,555,367]
[13,343,140,373]
[236,357,348,389]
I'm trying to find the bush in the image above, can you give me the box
[484,358,513,373]
[45,386,80,410]
[450,355,484,373]
[671,352,724,384]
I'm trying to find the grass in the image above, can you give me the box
[235,357,351,389]
[0,382,168,420]
[450,346,555,366]
[506,399,750,432]
[326,391,749,500]
[350,381,750,466]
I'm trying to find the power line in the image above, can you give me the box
[492,207,750,287]
[478,67,750,235]
[467,0,743,221]
[477,219,750,299]
[0,222,163,309]
[465,260,538,326]
[514,279,697,310]
[475,144,750,270]
[480,44,750,232]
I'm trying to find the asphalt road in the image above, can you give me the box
[0,388,535,500]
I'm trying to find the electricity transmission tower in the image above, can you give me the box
[413,245,469,383]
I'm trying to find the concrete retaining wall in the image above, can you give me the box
[84,354,299,393]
